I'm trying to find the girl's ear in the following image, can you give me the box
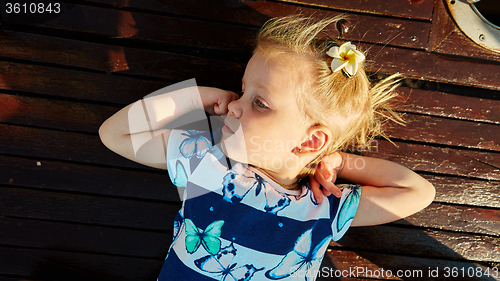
[300,125,331,153]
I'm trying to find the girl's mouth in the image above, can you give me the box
[223,119,235,134]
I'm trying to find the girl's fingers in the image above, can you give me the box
[318,160,332,181]
[316,161,342,198]
[214,92,238,115]
[314,165,333,197]
[214,100,228,115]
[315,163,333,188]
[322,185,332,197]
[309,175,324,203]
[328,179,343,198]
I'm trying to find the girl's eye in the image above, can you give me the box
[254,98,268,109]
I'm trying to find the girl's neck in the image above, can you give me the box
[254,166,302,190]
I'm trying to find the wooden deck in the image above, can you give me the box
[0,0,499,280]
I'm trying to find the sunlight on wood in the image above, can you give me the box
[106,47,130,72]
[114,1,138,38]
[0,92,19,123]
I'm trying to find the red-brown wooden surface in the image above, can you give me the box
[0,0,499,280]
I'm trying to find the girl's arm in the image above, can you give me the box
[98,85,238,169]
[310,152,435,226]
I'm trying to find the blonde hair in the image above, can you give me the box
[256,15,404,176]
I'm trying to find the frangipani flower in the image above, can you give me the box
[326,42,365,77]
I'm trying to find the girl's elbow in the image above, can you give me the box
[98,123,110,146]
[418,180,436,210]
[99,121,119,151]
[427,182,436,204]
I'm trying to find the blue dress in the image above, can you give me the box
[157,129,361,281]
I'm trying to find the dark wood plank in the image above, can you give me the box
[434,30,500,64]
[426,0,456,52]
[0,155,179,201]
[398,203,500,236]
[386,113,500,151]
[296,10,429,49]
[333,225,500,262]
[0,30,112,71]
[457,149,500,178]
[0,92,117,133]
[399,87,500,124]
[322,249,500,281]
[0,277,40,281]
[0,186,179,230]
[423,174,500,208]
[275,0,435,20]
[0,216,171,258]
[81,0,273,26]
[0,30,244,89]
[336,13,429,49]
[0,123,144,169]
[0,246,163,281]
[0,61,166,104]
[77,0,430,49]
[362,43,500,91]
[363,139,500,181]
[2,4,257,53]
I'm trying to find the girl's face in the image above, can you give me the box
[222,51,312,174]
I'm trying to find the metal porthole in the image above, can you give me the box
[447,0,500,53]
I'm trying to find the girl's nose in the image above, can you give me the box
[227,98,242,118]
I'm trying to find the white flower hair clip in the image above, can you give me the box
[326,42,365,77]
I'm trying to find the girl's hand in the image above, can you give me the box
[309,152,344,203]
[201,87,239,116]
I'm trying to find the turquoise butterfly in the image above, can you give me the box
[336,185,361,232]
[173,161,188,188]
[185,219,224,255]
[265,229,331,280]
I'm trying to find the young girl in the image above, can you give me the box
[99,15,435,280]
